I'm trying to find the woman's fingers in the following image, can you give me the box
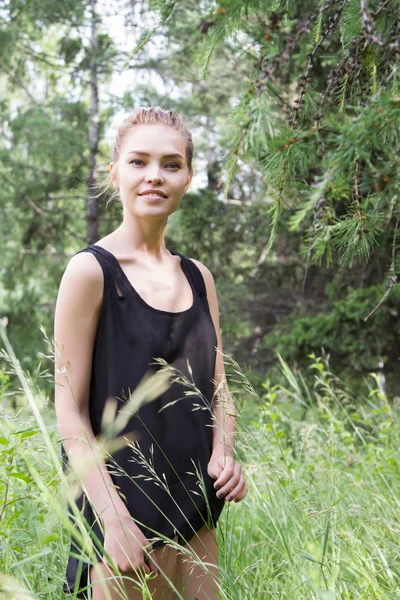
[232,478,248,503]
[102,540,153,576]
[104,556,151,576]
[224,473,246,502]
[214,462,243,499]
[212,458,248,503]
[213,460,237,490]
[143,545,160,576]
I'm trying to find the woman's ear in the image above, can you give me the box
[185,171,193,193]
[110,161,119,189]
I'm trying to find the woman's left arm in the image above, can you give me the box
[189,258,248,504]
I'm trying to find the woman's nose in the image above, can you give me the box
[145,167,163,182]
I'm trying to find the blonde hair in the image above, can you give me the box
[98,106,194,207]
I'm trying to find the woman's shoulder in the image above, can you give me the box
[58,249,105,303]
[67,247,104,280]
[186,256,213,280]
[185,256,216,299]
[186,256,221,341]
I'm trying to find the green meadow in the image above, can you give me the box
[1,323,399,599]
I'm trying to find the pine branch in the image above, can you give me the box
[364,218,399,321]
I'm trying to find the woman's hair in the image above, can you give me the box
[96,106,194,208]
[113,107,194,171]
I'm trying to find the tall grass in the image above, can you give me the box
[1,317,400,599]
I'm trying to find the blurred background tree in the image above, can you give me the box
[1,0,399,401]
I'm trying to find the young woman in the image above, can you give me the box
[54,106,248,600]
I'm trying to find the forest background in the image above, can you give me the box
[1,0,399,398]
[1,0,400,403]
[1,1,400,599]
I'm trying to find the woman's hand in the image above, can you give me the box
[102,512,159,577]
[207,452,248,503]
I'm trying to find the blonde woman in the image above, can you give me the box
[54,107,247,600]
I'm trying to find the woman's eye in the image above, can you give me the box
[129,159,180,170]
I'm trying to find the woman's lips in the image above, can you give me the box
[141,194,167,202]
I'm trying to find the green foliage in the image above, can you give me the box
[225,353,400,597]
[167,189,245,277]
[58,36,82,64]
[3,350,400,598]
[262,284,400,374]
[2,0,400,404]
[0,413,66,598]
[152,0,400,270]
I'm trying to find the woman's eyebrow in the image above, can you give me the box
[127,150,184,159]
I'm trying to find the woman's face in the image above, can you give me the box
[110,123,192,219]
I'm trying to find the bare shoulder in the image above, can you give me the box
[56,251,104,317]
[54,250,105,416]
[187,257,223,354]
[187,257,215,288]
[59,251,104,296]
[65,250,103,281]
[187,257,219,314]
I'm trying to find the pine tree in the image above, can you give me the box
[149,0,400,307]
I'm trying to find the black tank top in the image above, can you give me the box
[62,243,225,598]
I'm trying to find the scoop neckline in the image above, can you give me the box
[91,244,196,316]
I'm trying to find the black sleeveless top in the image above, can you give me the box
[62,244,225,598]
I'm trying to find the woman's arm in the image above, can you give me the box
[193,262,237,459]
[54,253,160,575]
[54,253,130,525]
[189,258,247,503]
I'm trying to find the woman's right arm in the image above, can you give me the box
[54,252,129,522]
[54,253,157,575]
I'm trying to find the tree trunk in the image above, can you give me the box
[87,0,99,245]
